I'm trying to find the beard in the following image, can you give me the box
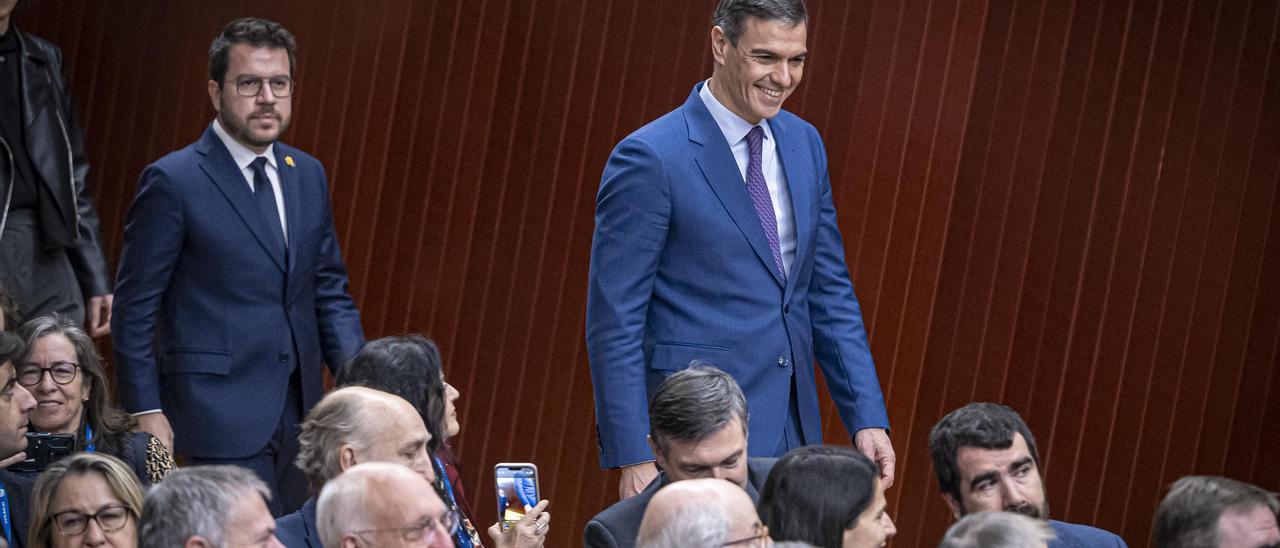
[219,104,289,149]
[1006,501,1048,519]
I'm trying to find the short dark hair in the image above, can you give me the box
[758,445,879,547]
[337,335,447,453]
[929,403,1041,502]
[208,17,297,84]
[648,363,748,455]
[0,284,20,331]
[1153,475,1280,548]
[0,331,22,367]
[712,0,808,46]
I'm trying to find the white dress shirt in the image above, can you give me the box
[212,118,288,245]
[699,81,796,277]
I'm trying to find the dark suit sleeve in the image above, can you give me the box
[584,519,622,548]
[311,164,364,372]
[111,164,186,413]
[585,137,671,468]
[803,129,890,433]
[49,44,111,298]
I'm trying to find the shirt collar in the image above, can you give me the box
[698,79,773,147]
[212,118,276,171]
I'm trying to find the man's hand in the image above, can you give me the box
[487,499,550,548]
[855,428,896,489]
[136,412,174,454]
[618,461,658,500]
[86,294,113,337]
[0,452,26,470]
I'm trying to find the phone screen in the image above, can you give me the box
[495,464,539,529]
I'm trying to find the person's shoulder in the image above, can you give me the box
[275,507,314,547]
[14,28,61,62]
[748,457,779,478]
[1049,520,1127,547]
[274,142,321,168]
[586,488,656,546]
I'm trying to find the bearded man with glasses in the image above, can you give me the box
[112,16,365,516]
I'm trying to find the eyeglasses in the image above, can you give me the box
[352,511,459,543]
[722,521,769,546]
[226,75,295,97]
[16,361,80,387]
[51,504,134,535]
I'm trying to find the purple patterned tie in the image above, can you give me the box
[745,126,786,281]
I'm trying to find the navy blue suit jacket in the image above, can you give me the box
[1049,520,1128,548]
[586,83,889,467]
[112,125,364,458]
[275,497,319,547]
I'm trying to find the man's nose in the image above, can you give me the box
[256,81,278,102]
[1000,477,1029,507]
[771,63,793,88]
[884,513,898,538]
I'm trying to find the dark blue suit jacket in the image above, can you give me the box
[112,125,364,458]
[275,497,319,547]
[586,83,890,467]
[1049,520,1128,548]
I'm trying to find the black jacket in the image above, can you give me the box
[0,27,110,298]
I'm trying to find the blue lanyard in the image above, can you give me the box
[0,486,12,545]
[434,456,475,548]
[85,422,95,453]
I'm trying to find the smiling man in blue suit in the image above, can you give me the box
[586,0,895,499]
[112,18,364,515]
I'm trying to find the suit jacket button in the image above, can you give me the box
[783,304,790,314]
[278,353,289,362]
[777,356,788,368]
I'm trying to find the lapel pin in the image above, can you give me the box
[285,156,295,167]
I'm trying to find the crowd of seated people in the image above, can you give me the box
[1,283,1277,547]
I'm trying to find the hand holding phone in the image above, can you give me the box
[494,463,540,531]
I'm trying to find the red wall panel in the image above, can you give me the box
[15,1,1278,546]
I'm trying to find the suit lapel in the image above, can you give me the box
[770,117,812,299]
[685,87,785,288]
[274,145,302,274]
[196,126,286,272]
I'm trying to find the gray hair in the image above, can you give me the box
[295,387,381,489]
[636,505,730,548]
[773,543,819,548]
[648,363,748,454]
[139,466,271,548]
[939,512,1055,548]
[712,0,808,46]
[1154,475,1280,548]
[317,462,422,547]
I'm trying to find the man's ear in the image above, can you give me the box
[185,536,212,548]
[646,435,666,470]
[338,444,358,471]
[942,493,963,520]
[207,80,222,113]
[342,535,361,548]
[710,25,729,66]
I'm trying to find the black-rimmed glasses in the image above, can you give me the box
[16,361,79,387]
[226,75,295,98]
[352,511,459,543]
[51,504,133,535]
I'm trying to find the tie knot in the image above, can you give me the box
[250,156,269,172]
[747,125,764,145]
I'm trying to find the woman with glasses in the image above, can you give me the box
[29,452,143,548]
[337,335,551,548]
[758,445,897,548]
[16,314,174,484]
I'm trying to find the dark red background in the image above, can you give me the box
[15,0,1280,545]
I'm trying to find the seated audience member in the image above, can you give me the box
[929,403,1127,548]
[29,452,144,548]
[338,335,549,548]
[635,478,770,548]
[275,386,437,547]
[939,512,1055,548]
[316,462,460,548]
[16,314,173,484]
[1152,475,1280,548]
[139,465,284,548]
[758,445,896,547]
[0,331,38,548]
[585,364,775,548]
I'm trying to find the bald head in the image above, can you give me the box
[317,463,453,548]
[637,478,765,548]
[295,386,434,489]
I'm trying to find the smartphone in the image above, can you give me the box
[10,432,75,473]
[494,463,540,530]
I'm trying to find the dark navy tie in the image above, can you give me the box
[250,157,287,256]
[745,126,785,281]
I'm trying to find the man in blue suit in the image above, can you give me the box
[112,18,364,515]
[586,0,894,499]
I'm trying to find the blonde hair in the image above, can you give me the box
[30,452,144,547]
